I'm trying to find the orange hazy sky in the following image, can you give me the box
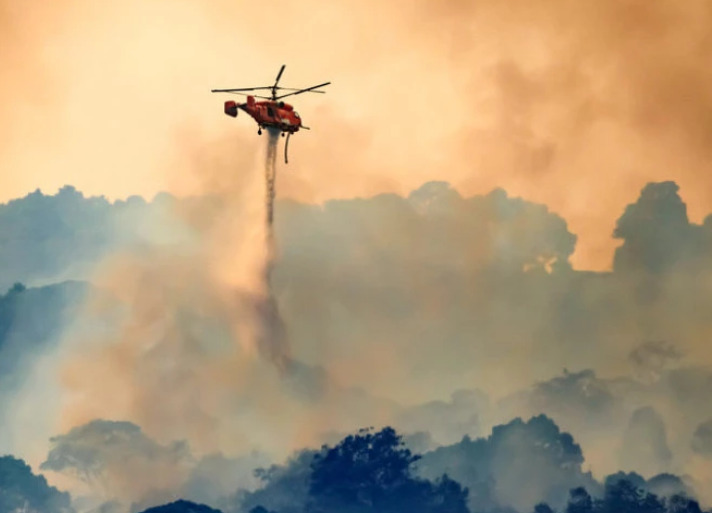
[2,0,711,270]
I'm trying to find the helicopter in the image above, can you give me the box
[211,65,330,163]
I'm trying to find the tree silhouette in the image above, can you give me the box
[0,456,72,513]
[561,479,708,513]
[307,427,469,513]
[566,487,594,513]
[535,504,556,513]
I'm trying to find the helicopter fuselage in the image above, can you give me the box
[224,95,302,133]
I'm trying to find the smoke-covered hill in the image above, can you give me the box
[0,455,72,513]
[0,280,86,430]
[1,180,712,513]
[5,419,705,513]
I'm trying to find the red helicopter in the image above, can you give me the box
[211,65,330,163]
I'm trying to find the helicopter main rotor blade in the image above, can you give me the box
[275,82,331,100]
[273,65,286,89]
[219,92,272,99]
[273,87,326,93]
[212,85,325,94]
[211,86,273,93]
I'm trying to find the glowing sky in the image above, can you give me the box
[2,0,711,270]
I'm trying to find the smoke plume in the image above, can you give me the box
[44,129,301,463]
[253,127,291,373]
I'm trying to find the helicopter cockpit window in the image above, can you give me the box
[294,111,300,119]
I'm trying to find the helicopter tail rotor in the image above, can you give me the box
[224,100,239,117]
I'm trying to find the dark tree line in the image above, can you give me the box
[241,425,710,513]
[244,427,469,513]
[532,479,707,513]
[0,456,73,513]
[1,423,710,513]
